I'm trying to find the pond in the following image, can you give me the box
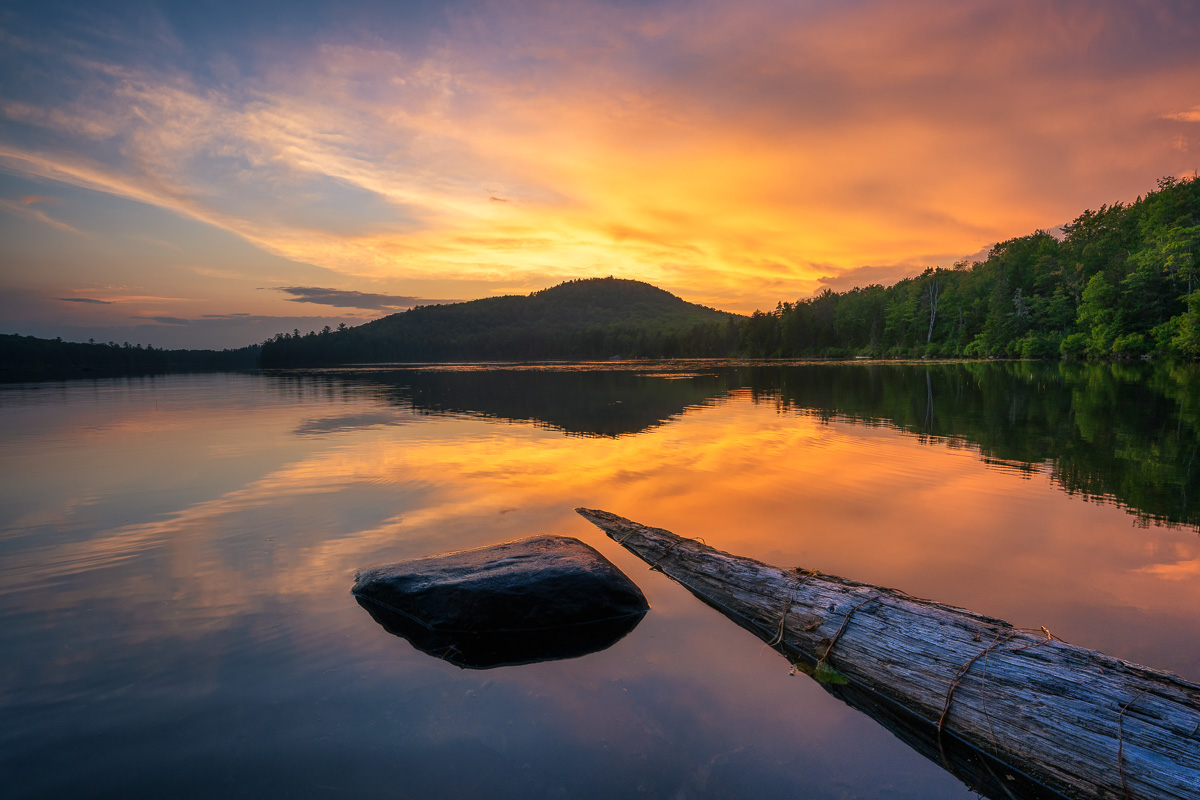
[2,361,1197,799]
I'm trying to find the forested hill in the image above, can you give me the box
[259,277,743,365]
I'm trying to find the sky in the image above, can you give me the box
[2,0,1199,349]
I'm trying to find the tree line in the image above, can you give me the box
[0,334,259,375]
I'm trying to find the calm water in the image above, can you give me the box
[2,361,1198,799]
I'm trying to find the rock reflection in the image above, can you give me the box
[355,596,646,669]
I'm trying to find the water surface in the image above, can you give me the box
[2,362,1197,798]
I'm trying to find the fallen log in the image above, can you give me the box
[577,508,1200,800]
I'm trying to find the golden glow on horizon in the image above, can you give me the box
[3,0,1199,327]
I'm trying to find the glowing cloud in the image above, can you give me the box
[1164,107,1200,123]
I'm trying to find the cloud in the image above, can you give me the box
[21,195,61,206]
[58,297,113,304]
[132,315,190,325]
[1138,558,1200,580]
[0,196,85,235]
[1164,106,1200,123]
[812,265,926,295]
[273,286,432,310]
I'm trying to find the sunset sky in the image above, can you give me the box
[3,0,1199,348]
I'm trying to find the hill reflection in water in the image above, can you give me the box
[281,364,744,438]
[280,360,1200,531]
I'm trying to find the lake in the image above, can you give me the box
[2,360,1198,799]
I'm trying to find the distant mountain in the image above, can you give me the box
[260,277,744,365]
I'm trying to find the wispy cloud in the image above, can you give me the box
[1138,558,1200,580]
[813,265,926,294]
[57,296,113,304]
[1164,106,1200,123]
[0,195,86,235]
[273,286,435,310]
[131,315,190,325]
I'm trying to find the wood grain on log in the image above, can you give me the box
[577,508,1200,800]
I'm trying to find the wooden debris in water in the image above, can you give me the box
[577,508,1200,800]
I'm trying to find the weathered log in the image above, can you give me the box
[577,508,1200,800]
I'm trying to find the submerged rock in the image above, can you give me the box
[352,534,648,669]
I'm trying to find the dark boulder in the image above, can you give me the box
[352,534,648,669]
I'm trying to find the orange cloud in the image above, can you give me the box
[1165,106,1200,123]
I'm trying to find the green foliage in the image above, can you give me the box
[1059,332,1088,358]
[791,660,849,684]
[1077,273,1119,355]
[1111,333,1150,358]
[1017,332,1060,359]
[1172,290,1200,357]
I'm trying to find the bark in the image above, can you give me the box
[927,277,942,343]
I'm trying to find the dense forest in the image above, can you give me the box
[259,277,741,366]
[0,334,259,376]
[742,175,1200,359]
